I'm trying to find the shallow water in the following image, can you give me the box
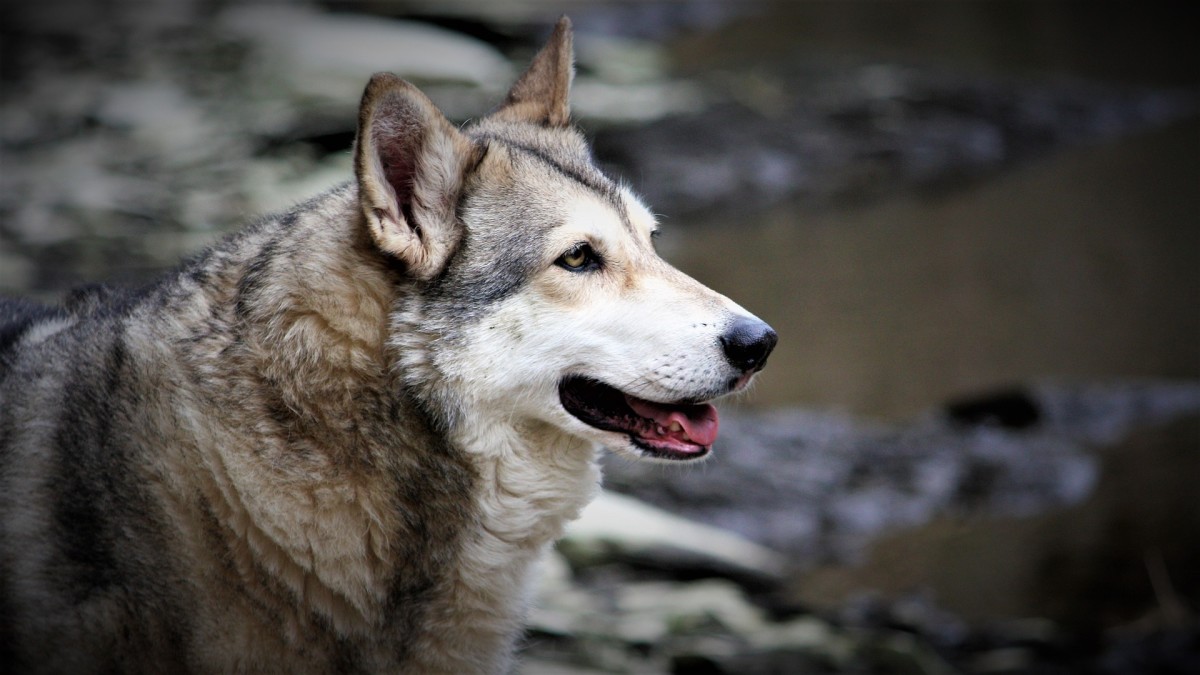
[665,116,1199,420]
[651,0,1200,633]
[648,0,1199,420]
[790,416,1200,629]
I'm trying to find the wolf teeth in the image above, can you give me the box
[668,421,684,434]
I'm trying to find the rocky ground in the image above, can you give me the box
[2,1,1193,294]
[3,2,1199,673]
[528,383,1200,674]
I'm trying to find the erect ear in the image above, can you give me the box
[355,73,478,279]
[490,16,574,127]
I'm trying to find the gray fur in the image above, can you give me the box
[1,187,480,672]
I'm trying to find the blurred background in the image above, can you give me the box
[2,1,1197,673]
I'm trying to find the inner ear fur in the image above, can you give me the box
[354,18,574,276]
[490,16,574,127]
[354,73,477,280]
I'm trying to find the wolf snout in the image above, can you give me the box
[719,316,777,373]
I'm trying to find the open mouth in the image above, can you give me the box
[558,376,719,460]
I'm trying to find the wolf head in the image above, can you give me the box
[354,18,776,462]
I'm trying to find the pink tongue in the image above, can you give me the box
[625,396,720,447]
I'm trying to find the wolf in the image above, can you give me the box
[0,18,776,674]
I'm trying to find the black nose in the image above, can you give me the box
[719,316,778,372]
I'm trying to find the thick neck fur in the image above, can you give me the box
[388,249,602,672]
[165,184,597,671]
[410,415,600,673]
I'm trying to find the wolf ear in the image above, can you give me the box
[491,16,574,127]
[355,73,477,279]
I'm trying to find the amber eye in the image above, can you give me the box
[556,243,599,272]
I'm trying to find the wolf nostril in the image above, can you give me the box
[719,317,778,372]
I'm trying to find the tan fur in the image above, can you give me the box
[491,18,574,127]
[356,74,481,281]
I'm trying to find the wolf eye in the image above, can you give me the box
[556,243,600,272]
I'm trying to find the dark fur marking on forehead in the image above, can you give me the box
[476,132,647,241]
[474,132,619,205]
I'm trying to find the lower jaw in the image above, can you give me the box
[629,436,710,461]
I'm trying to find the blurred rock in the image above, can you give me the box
[0,245,34,290]
[520,385,1200,673]
[572,78,707,124]
[528,551,601,638]
[0,1,734,293]
[95,81,214,159]
[603,381,1200,564]
[945,387,1041,429]
[4,2,1196,299]
[575,34,670,85]
[592,65,1198,215]
[1035,380,1200,445]
[393,0,753,41]
[242,154,352,216]
[528,551,855,673]
[526,564,966,675]
[612,579,769,643]
[570,33,708,123]
[561,491,786,584]
[219,5,513,108]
